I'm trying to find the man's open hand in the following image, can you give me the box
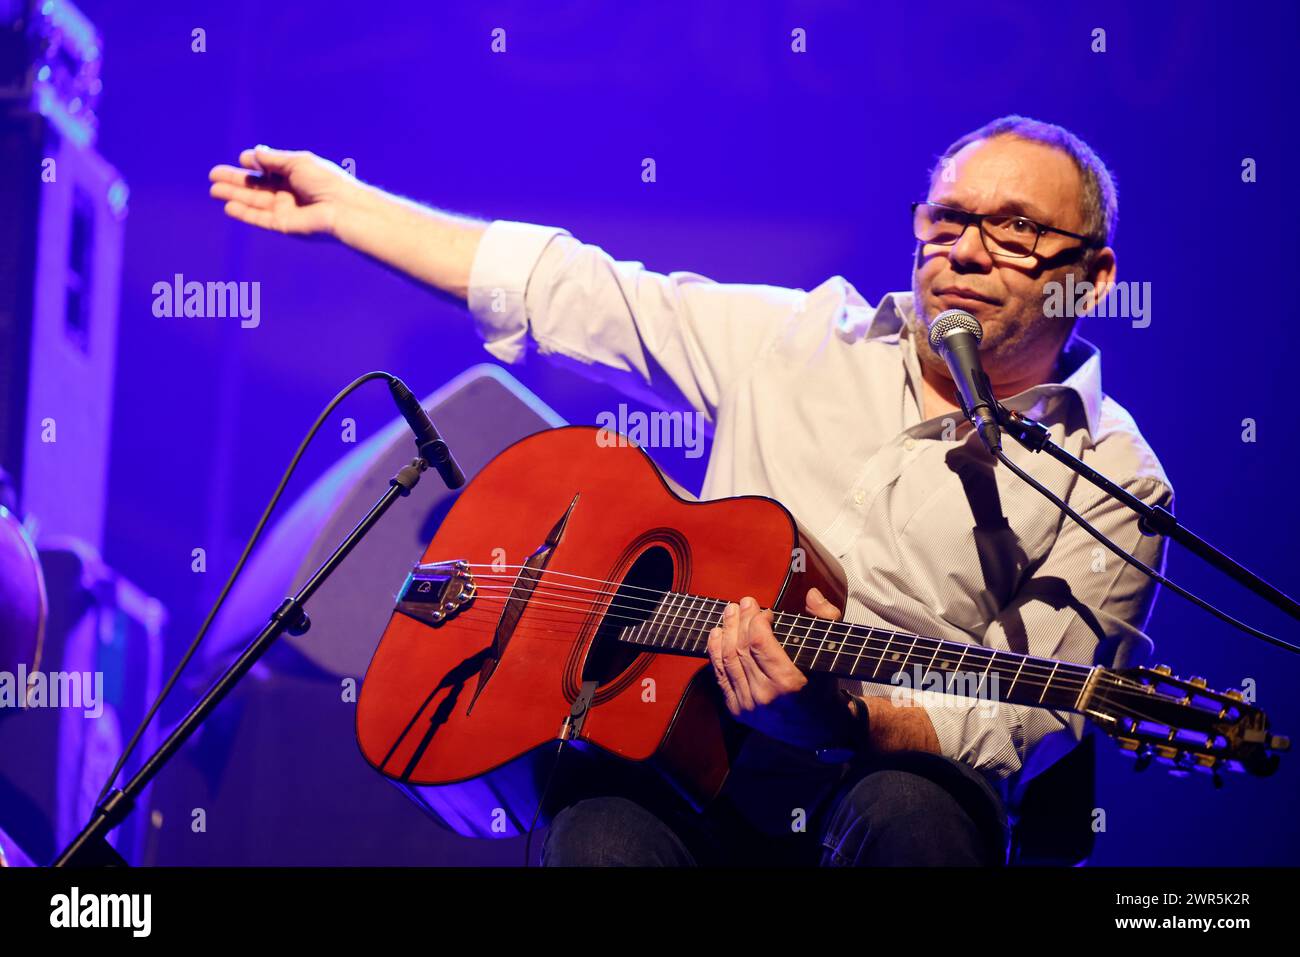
[706,587,844,749]
[208,146,357,238]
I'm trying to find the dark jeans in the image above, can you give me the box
[540,748,1009,867]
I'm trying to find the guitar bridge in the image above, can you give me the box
[395,560,477,625]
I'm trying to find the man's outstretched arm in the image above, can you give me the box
[208,145,487,301]
[209,145,823,423]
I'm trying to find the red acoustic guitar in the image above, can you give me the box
[355,426,1287,838]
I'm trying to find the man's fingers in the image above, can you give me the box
[237,144,298,173]
[734,597,760,653]
[744,609,785,667]
[737,605,782,701]
[208,164,253,185]
[209,180,276,209]
[707,623,741,714]
[209,164,285,200]
[712,596,811,726]
[716,602,754,711]
[805,586,843,621]
[741,600,806,694]
[220,200,276,230]
[738,599,773,662]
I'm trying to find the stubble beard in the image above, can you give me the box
[908,269,1067,388]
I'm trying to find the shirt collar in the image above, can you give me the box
[846,290,1104,440]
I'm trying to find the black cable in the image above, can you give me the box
[994,448,1299,655]
[523,738,570,867]
[95,371,397,806]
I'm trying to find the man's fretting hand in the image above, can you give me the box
[706,587,848,750]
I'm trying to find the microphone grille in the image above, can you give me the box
[928,308,983,350]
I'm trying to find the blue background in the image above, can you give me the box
[69,0,1299,864]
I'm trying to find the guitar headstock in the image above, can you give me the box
[1085,664,1289,781]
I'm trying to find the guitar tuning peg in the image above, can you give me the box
[1188,676,1207,688]
[1134,750,1154,773]
[1153,664,1172,675]
[1212,770,1224,789]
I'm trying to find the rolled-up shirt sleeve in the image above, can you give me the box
[466,219,808,421]
[865,474,1173,783]
[466,220,568,364]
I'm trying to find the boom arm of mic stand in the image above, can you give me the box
[994,404,1300,625]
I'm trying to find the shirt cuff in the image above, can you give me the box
[922,696,1024,780]
[466,220,570,363]
[852,680,1021,779]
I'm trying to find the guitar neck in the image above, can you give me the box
[618,592,1097,713]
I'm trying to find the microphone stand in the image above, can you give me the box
[992,403,1300,626]
[52,457,434,867]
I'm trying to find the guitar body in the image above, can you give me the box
[355,426,846,838]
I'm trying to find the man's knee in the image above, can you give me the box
[820,768,998,867]
[542,796,696,867]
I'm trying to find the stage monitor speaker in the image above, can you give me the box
[149,364,565,864]
[0,106,126,554]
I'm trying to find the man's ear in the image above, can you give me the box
[1078,246,1117,316]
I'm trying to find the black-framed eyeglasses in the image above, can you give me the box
[911,202,1104,260]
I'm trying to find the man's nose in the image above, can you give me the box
[950,221,994,269]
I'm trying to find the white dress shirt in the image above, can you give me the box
[466,219,1173,811]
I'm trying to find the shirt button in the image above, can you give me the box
[903,438,917,452]
[852,489,866,506]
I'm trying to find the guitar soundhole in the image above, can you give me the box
[581,546,674,684]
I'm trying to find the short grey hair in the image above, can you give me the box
[929,115,1118,247]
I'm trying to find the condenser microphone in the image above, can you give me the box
[387,376,466,489]
[927,309,1002,453]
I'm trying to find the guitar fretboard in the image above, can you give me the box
[619,591,1094,712]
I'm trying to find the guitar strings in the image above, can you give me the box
[399,561,1219,726]
[452,584,1137,699]
[454,565,1230,712]
[464,579,1172,704]
[465,582,1089,687]
[459,563,1158,696]
[411,596,1216,747]
[398,582,1222,753]
[463,568,1082,679]
[458,575,1104,690]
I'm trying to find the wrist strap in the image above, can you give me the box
[813,687,871,764]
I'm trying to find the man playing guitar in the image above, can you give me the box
[208,115,1171,866]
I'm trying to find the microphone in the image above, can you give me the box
[927,309,1002,453]
[387,376,466,489]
